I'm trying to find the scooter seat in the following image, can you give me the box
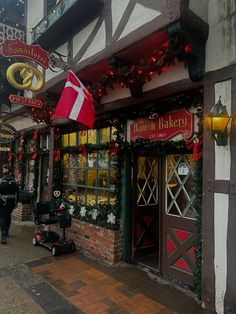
[33,201,59,225]
[34,216,59,225]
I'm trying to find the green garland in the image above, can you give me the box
[15,128,49,202]
[9,141,16,171]
[122,138,188,154]
[193,157,203,299]
[53,199,119,231]
[53,129,63,192]
[32,139,40,201]
[53,160,62,193]
[60,142,110,154]
[89,38,192,102]
[19,136,27,192]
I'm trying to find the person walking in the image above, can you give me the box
[0,164,19,244]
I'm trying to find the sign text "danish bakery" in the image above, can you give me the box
[129,109,193,141]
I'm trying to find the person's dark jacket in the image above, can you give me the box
[0,175,19,210]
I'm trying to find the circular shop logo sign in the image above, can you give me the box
[0,123,17,144]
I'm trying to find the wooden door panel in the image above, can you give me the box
[163,216,196,284]
[162,154,197,286]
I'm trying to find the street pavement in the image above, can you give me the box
[0,218,79,313]
[0,219,210,313]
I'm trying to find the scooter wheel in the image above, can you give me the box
[32,237,38,246]
[52,246,58,256]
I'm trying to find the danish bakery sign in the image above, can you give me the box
[129,109,194,142]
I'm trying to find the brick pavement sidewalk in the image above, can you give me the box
[28,252,209,314]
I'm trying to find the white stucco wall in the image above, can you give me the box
[79,21,106,63]
[214,80,231,180]
[26,0,45,44]
[111,0,130,36]
[206,0,236,72]
[213,80,231,314]
[73,18,99,59]
[214,193,229,314]
[189,0,208,23]
[118,3,161,39]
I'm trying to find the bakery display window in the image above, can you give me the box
[62,127,118,205]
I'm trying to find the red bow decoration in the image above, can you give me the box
[20,132,24,141]
[8,151,12,161]
[54,128,60,141]
[185,135,203,161]
[33,129,39,140]
[79,144,87,157]
[31,148,37,160]
[18,151,23,161]
[53,149,61,161]
[108,140,119,156]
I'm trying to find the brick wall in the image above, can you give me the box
[12,202,33,221]
[52,218,123,264]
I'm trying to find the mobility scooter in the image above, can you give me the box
[32,201,76,256]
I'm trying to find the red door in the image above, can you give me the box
[162,154,197,285]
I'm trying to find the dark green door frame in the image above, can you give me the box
[120,150,132,261]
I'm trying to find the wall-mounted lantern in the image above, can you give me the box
[204,96,231,146]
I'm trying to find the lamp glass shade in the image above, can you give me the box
[204,114,230,133]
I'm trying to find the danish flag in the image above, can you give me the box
[54,71,95,128]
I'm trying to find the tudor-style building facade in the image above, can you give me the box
[2,1,236,313]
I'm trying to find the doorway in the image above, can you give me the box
[132,154,160,269]
[132,153,197,285]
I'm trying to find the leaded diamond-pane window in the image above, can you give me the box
[136,156,158,206]
[165,155,197,220]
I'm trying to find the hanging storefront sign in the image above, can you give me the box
[1,39,47,94]
[6,62,45,92]
[128,109,194,142]
[0,123,17,144]
[1,39,49,69]
[9,94,43,108]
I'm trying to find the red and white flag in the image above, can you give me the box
[54,71,95,128]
